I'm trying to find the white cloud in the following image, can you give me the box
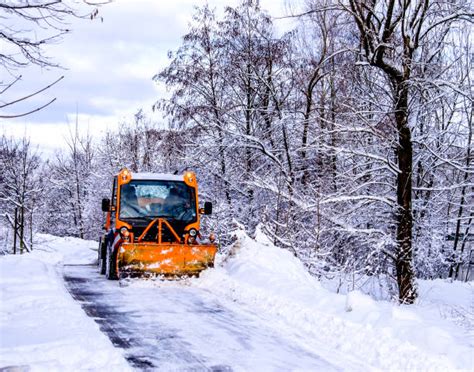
[1,0,289,157]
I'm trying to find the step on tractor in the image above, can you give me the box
[98,168,217,279]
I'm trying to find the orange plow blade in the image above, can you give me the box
[117,243,217,277]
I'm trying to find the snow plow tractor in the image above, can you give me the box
[98,168,217,279]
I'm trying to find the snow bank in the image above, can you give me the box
[195,226,474,371]
[0,234,130,371]
[2,232,472,371]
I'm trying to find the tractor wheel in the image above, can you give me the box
[98,238,106,275]
[97,237,101,263]
[105,240,118,280]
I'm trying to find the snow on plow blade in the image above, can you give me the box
[117,243,217,277]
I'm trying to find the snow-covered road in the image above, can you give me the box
[63,264,339,371]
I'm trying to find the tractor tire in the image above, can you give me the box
[98,238,106,275]
[97,237,101,263]
[105,240,118,280]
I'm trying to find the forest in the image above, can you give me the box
[0,0,472,305]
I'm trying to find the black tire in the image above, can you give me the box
[98,238,106,275]
[97,237,101,264]
[105,240,118,280]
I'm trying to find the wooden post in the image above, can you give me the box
[13,208,18,255]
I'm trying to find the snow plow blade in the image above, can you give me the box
[117,242,217,277]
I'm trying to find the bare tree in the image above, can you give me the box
[0,0,108,118]
[299,0,473,303]
[0,135,42,252]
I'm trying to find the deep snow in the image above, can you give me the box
[194,227,474,371]
[0,230,473,371]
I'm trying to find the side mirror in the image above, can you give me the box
[203,201,212,215]
[101,198,110,212]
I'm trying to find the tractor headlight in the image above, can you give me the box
[185,171,194,184]
[188,228,198,237]
[120,168,132,183]
[120,227,130,241]
[209,233,216,243]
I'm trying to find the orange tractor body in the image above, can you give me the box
[98,169,217,279]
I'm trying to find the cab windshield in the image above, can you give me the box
[119,180,196,222]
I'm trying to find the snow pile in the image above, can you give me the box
[0,235,130,371]
[196,226,474,371]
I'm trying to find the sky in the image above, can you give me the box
[0,0,294,156]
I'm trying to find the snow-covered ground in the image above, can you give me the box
[0,235,130,371]
[0,231,473,371]
[196,228,474,371]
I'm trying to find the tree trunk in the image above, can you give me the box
[450,107,472,279]
[13,208,18,254]
[245,61,254,207]
[301,85,313,186]
[394,82,417,304]
[455,213,473,280]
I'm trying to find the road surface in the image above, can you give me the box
[63,264,342,371]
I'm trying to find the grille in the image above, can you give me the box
[131,222,185,243]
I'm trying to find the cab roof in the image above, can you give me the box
[130,172,184,182]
